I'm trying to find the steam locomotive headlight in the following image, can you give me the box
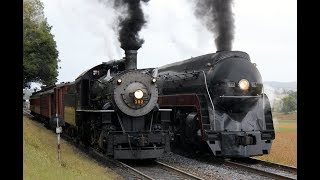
[117,79,122,85]
[134,89,144,99]
[152,78,157,83]
[238,79,250,90]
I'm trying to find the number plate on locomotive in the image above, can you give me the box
[134,99,144,105]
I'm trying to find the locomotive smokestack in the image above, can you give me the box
[123,47,140,70]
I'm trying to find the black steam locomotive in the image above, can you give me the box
[157,51,275,157]
[30,50,171,159]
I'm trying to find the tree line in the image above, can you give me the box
[23,0,59,88]
[272,90,297,113]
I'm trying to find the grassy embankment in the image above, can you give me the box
[23,116,122,180]
[256,112,297,167]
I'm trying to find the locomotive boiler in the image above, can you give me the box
[157,51,275,157]
[30,49,171,159]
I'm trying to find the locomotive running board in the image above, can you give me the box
[76,110,115,112]
[158,109,172,111]
[219,95,261,98]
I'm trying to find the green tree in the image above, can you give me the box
[23,0,59,88]
[281,91,297,113]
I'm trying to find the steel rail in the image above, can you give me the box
[225,160,296,180]
[155,160,205,180]
[249,158,297,174]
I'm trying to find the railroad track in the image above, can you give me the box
[169,148,297,180]
[249,158,296,174]
[23,109,32,117]
[60,132,154,179]
[119,160,204,180]
[22,110,211,179]
[23,112,145,179]
[24,111,296,179]
[24,111,203,179]
[64,133,204,179]
[225,158,297,180]
[63,135,204,180]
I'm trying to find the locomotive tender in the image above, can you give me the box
[30,49,171,159]
[157,51,275,157]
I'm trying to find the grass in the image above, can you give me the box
[273,119,297,132]
[256,112,297,167]
[272,111,297,121]
[23,116,122,180]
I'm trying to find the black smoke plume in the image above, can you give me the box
[107,0,150,50]
[194,0,234,51]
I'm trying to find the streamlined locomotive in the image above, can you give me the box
[157,51,275,157]
[30,50,171,159]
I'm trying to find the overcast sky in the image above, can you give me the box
[41,0,297,83]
